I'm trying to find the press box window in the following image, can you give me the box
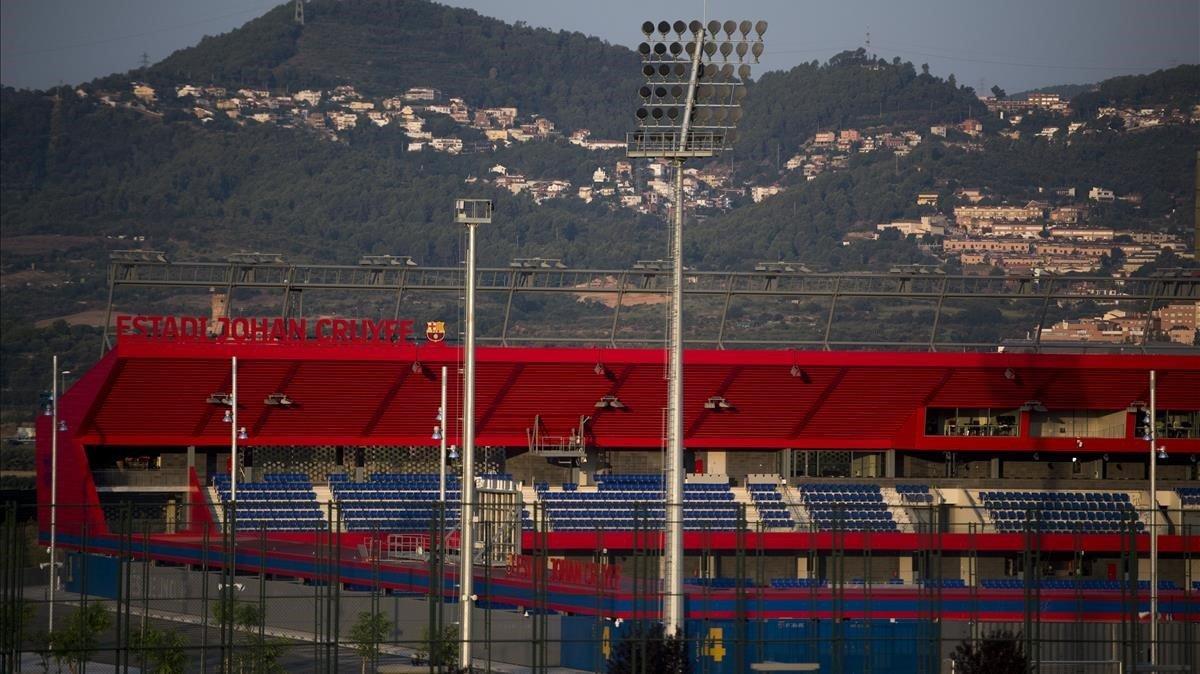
[925,408,1019,437]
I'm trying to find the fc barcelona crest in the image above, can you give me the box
[426,321,446,343]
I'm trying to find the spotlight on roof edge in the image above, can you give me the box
[510,257,566,269]
[358,254,418,267]
[228,252,286,265]
[111,249,168,263]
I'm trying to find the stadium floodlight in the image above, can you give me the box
[755,261,810,274]
[628,17,764,638]
[264,393,293,407]
[704,395,733,410]
[510,257,566,269]
[358,254,418,266]
[1020,400,1047,413]
[222,410,232,423]
[207,392,233,405]
[452,198,492,670]
[237,426,248,440]
[595,394,625,409]
[228,252,285,265]
[110,249,168,263]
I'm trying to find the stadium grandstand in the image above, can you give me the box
[3,258,1198,673]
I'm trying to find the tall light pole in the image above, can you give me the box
[48,355,60,633]
[627,18,765,636]
[454,197,492,670]
[230,356,239,503]
[438,365,449,502]
[1148,369,1158,666]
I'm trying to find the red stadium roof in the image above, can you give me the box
[65,339,1200,453]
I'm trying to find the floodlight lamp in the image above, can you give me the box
[672,20,686,35]
[412,361,423,374]
[707,20,720,35]
[449,445,459,460]
[722,20,736,37]
[638,42,651,57]
[43,405,53,417]
[657,20,670,35]
[719,41,733,60]
[1158,447,1168,460]
[703,41,718,58]
[594,363,606,376]
[641,21,654,36]
[238,427,248,440]
[755,20,768,37]
[736,42,749,60]
[58,420,67,432]
[737,64,752,81]
[739,20,752,37]
[653,42,667,56]
[436,407,444,422]
[669,42,682,56]
[433,425,442,441]
[688,20,702,34]
[222,409,233,423]
[751,42,764,62]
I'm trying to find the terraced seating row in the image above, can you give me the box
[798,484,898,532]
[980,490,1138,534]
[212,474,325,530]
[748,483,794,529]
[896,484,934,504]
[331,473,463,532]
[685,577,756,588]
[770,578,828,589]
[537,474,741,531]
[981,578,1179,590]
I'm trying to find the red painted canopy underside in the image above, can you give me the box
[65,339,1200,453]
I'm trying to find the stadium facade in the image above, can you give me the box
[14,317,1200,672]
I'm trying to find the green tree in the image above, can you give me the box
[990,85,1007,100]
[415,623,458,671]
[49,603,112,674]
[212,598,286,674]
[950,630,1027,674]
[132,625,187,674]
[348,610,393,674]
[606,623,688,674]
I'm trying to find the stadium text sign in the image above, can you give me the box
[115,314,417,344]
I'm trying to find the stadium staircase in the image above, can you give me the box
[312,483,336,530]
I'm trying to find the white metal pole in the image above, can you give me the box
[664,157,686,636]
[1149,369,1157,666]
[48,354,58,634]
[661,27,705,638]
[231,356,238,503]
[459,222,478,670]
[440,365,448,503]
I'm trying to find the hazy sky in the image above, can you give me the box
[2,0,1197,93]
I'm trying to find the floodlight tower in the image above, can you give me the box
[627,18,765,636]
[454,198,492,670]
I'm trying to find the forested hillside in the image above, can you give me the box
[738,50,988,162]
[146,0,641,138]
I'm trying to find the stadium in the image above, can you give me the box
[3,14,1199,674]
[3,250,1198,674]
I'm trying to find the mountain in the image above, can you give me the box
[1070,65,1200,117]
[737,49,987,162]
[146,0,641,138]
